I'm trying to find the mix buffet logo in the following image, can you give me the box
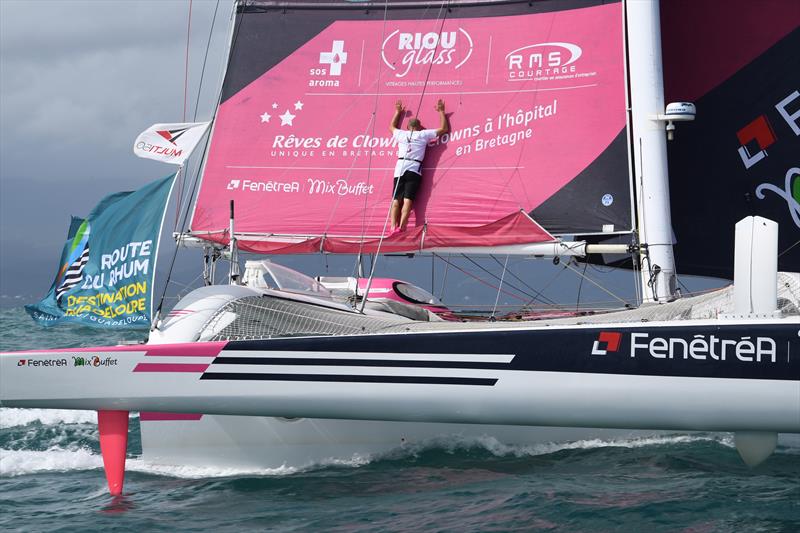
[381,29,473,78]
[72,355,118,368]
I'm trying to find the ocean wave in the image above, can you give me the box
[0,408,98,429]
[0,408,140,429]
[376,432,730,460]
[0,447,102,476]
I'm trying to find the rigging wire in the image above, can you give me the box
[411,1,449,118]
[489,255,558,305]
[518,261,568,309]
[459,254,553,304]
[435,255,531,303]
[574,260,588,311]
[354,0,391,268]
[153,0,240,327]
[562,259,631,306]
[359,0,450,313]
[490,254,510,319]
[175,0,194,230]
[435,252,450,300]
[778,238,800,258]
[183,0,193,122]
[193,0,221,121]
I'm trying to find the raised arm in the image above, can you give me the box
[390,100,404,133]
[435,99,449,136]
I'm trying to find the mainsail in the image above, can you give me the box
[189,0,631,254]
[662,1,799,277]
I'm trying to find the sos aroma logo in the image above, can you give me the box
[381,28,473,78]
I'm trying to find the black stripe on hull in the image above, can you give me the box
[200,373,497,386]
[221,323,799,381]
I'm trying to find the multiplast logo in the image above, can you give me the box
[591,331,621,355]
[156,127,191,145]
[381,28,473,78]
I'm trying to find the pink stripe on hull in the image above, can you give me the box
[3,341,227,357]
[144,341,226,357]
[133,363,210,373]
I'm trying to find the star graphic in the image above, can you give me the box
[271,102,278,109]
[279,110,296,126]
[294,100,304,111]
[260,112,271,123]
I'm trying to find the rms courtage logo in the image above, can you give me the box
[505,42,585,82]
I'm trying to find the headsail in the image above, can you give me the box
[189,0,631,254]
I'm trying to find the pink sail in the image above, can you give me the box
[190,3,627,253]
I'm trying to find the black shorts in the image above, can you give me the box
[393,170,422,201]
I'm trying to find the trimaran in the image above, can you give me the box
[1,0,798,496]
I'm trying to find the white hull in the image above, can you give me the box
[3,280,798,471]
[140,415,658,469]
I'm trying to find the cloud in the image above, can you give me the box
[0,0,231,296]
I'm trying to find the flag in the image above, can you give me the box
[25,175,175,329]
[133,122,210,165]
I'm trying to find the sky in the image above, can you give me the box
[0,0,724,314]
[0,0,232,304]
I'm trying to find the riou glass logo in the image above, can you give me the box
[381,29,473,78]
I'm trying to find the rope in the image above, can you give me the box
[490,254,510,319]
[412,1,449,117]
[354,0,392,265]
[490,255,558,305]
[153,0,239,328]
[437,255,531,303]
[360,0,451,312]
[460,254,553,304]
[562,259,631,306]
[193,0,221,121]
[183,0,192,122]
[575,260,587,311]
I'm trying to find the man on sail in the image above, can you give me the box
[389,99,449,234]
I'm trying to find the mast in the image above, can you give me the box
[626,0,677,303]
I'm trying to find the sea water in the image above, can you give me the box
[1,307,798,532]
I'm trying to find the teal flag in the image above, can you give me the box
[26,174,175,329]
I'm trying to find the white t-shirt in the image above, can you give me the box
[393,128,438,177]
